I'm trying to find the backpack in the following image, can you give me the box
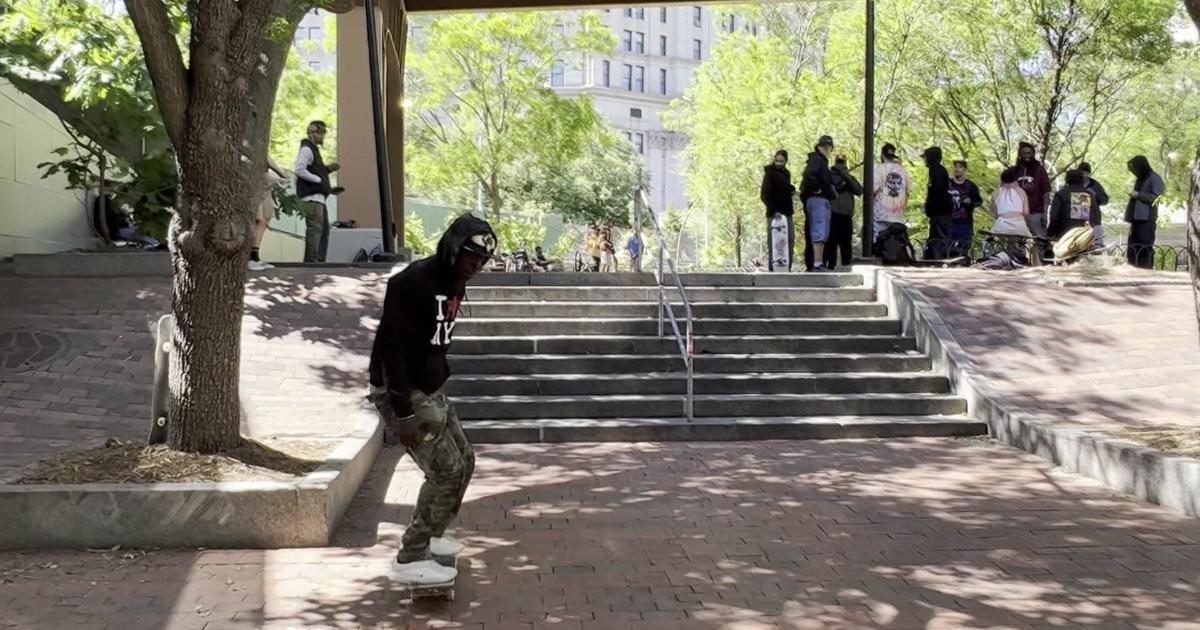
[873,223,915,266]
[1052,226,1095,260]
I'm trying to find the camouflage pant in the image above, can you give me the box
[376,390,475,563]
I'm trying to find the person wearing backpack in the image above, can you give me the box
[1048,169,1100,240]
[921,146,953,259]
[1124,155,1164,269]
[827,154,863,269]
[800,135,839,271]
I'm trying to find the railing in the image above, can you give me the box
[637,188,695,419]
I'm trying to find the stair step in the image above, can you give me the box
[451,335,917,355]
[460,301,888,318]
[465,287,876,303]
[445,372,950,396]
[448,353,931,374]
[462,415,985,443]
[471,272,864,288]
[454,317,901,337]
[454,393,966,419]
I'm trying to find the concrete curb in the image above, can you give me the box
[14,252,171,276]
[860,265,1200,518]
[0,408,382,550]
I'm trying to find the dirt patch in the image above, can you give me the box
[13,438,337,485]
[1107,427,1200,459]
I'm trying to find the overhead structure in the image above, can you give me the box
[345,0,875,257]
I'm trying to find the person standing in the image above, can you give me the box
[800,136,838,271]
[989,168,1032,237]
[872,143,911,240]
[1047,169,1100,240]
[250,158,288,271]
[1124,155,1164,269]
[921,146,953,259]
[947,159,983,258]
[826,154,863,270]
[760,149,796,271]
[1079,162,1110,246]
[295,120,340,263]
[1014,141,1052,239]
[368,214,497,585]
[627,232,643,272]
[586,226,602,272]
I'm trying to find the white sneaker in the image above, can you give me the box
[388,559,457,585]
[258,261,275,270]
[430,536,464,557]
[248,260,267,271]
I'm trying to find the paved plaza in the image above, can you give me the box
[2,268,1200,628]
[4,439,1200,629]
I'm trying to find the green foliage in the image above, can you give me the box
[491,207,548,253]
[404,11,615,223]
[509,125,647,228]
[405,213,433,256]
[668,0,1186,266]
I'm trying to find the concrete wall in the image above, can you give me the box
[0,81,95,258]
[335,6,383,230]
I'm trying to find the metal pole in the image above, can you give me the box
[861,0,876,258]
[364,0,395,253]
[633,182,644,273]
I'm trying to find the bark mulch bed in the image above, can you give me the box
[1108,427,1200,459]
[12,438,336,485]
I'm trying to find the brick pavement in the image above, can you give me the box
[0,270,388,477]
[3,438,1200,629]
[901,271,1200,437]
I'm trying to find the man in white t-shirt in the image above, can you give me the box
[872,143,911,240]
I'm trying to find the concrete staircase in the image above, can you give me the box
[448,272,983,443]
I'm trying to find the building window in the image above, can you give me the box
[660,35,668,56]
[693,39,702,60]
[308,61,321,70]
[631,108,643,118]
[551,23,564,36]
[622,64,633,91]
[602,60,611,87]
[622,30,633,52]
[659,68,668,94]
[693,6,703,27]
[635,132,645,155]
[634,65,645,92]
[661,7,668,22]
[623,8,633,17]
[635,32,645,54]
[550,60,565,87]
[635,8,645,19]
[726,17,736,33]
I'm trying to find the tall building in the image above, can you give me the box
[551,6,734,213]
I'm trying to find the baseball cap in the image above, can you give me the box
[461,232,499,260]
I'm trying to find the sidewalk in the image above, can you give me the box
[901,271,1200,441]
[3,438,1200,629]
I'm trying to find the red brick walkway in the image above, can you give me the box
[902,272,1200,436]
[3,439,1200,629]
[0,270,388,477]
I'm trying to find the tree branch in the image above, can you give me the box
[125,0,189,149]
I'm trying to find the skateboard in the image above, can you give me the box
[398,554,459,602]
[769,213,790,271]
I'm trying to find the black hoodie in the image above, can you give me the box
[1048,171,1100,239]
[368,214,496,415]
[800,151,837,203]
[923,147,953,217]
[1124,155,1164,223]
[760,164,795,217]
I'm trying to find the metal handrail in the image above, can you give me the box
[637,188,695,419]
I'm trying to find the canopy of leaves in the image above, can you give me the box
[404,11,616,221]
[667,0,1183,266]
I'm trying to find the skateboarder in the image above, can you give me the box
[367,213,498,585]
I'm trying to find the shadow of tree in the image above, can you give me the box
[270,439,1200,629]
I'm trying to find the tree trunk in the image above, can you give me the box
[489,171,502,222]
[1187,0,1200,335]
[733,214,743,268]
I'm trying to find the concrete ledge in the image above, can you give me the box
[14,252,171,277]
[464,416,985,444]
[0,409,382,550]
[864,265,1200,518]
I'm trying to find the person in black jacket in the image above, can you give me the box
[1047,169,1100,240]
[1124,155,1165,268]
[947,160,983,258]
[921,146,953,259]
[800,135,838,271]
[1079,162,1109,246]
[368,213,497,585]
[760,149,796,271]
[826,154,863,269]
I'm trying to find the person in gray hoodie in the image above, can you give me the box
[1123,155,1164,269]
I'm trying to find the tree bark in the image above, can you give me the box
[1187,0,1200,336]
